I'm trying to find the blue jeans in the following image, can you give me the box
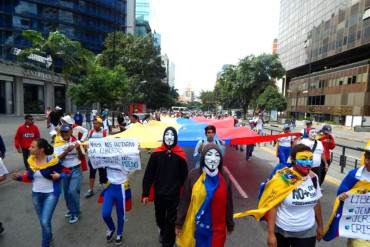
[278,146,292,165]
[62,167,82,216]
[32,192,59,247]
[102,184,125,236]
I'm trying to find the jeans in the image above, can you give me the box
[102,184,125,236]
[32,192,59,247]
[62,167,82,216]
[154,197,179,247]
[22,149,30,170]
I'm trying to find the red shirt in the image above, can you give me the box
[14,123,40,150]
[320,134,336,161]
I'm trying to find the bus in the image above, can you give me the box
[171,106,188,112]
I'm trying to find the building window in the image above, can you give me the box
[23,83,45,114]
[14,1,37,15]
[12,16,34,29]
[347,77,352,84]
[352,75,357,84]
[308,95,325,105]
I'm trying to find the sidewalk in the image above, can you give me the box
[266,121,370,145]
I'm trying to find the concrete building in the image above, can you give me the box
[278,0,370,126]
[0,0,134,115]
[168,62,175,87]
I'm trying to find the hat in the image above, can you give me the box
[55,106,62,110]
[305,120,313,124]
[283,124,291,130]
[321,125,332,134]
[61,115,75,125]
[60,124,72,132]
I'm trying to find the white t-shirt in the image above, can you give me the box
[54,142,80,168]
[299,139,324,168]
[32,171,54,193]
[276,175,322,232]
[356,166,370,182]
[107,166,129,185]
[0,158,9,176]
[103,119,112,131]
[278,136,295,147]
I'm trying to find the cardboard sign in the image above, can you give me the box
[88,138,141,171]
[339,193,370,240]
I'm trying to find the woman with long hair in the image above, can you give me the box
[12,138,63,247]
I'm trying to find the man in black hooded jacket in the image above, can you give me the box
[142,127,188,247]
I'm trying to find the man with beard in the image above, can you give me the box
[142,127,188,247]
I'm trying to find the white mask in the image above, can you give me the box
[164,130,175,146]
[309,129,317,140]
[204,149,221,176]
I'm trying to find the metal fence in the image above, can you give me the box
[264,127,365,173]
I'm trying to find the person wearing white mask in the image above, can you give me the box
[175,144,234,247]
[142,127,188,247]
[299,128,327,182]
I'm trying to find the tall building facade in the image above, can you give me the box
[0,0,132,115]
[278,0,370,126]
[135,0,151,36]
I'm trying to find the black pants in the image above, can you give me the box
[319,159,331,185]
[311,167,321,180]
[246,145,254,160]
[22,149,30,170]
[88,161,108,184]
[276,232,316,247]
[154,197,179,247]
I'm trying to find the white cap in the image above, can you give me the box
[55,106,62,110]
[61,115,75,125]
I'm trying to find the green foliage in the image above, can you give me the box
[99,32,169,109]
[200,91,217,111]
[20,30,94,79]
[215,54,285,115]
[256,85,287,111]
[68,64,130,108]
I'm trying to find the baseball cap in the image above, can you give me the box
[55,106,62,110]
[60,124,72,132]
[321,125,332,134]
[61,115,75,125]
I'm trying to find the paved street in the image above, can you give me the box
[0,117,349,246]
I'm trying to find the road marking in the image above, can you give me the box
[259,146,341,186]
[223,166,248,199]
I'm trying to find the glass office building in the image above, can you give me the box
[135,0,151,36]
[0,0,129,115]
[278,0,370,125]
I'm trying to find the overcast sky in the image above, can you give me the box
[150,0,281,95]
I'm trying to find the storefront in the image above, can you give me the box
[0,62,72,116]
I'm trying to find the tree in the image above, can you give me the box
[256,85,287,111]
[200,91,217,111]
[68,64,131,108]
[20,30,94,80]
[214,65,239,109]
[234,54,285,115]
[99,32,168,109]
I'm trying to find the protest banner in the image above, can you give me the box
[339,193,370,240]
[88,138,141,171]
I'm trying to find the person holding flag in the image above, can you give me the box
[53,124,84,224]
[234,144,324,247]
[323,147,370,246]
[142,127,188,247]
[12,138,63,247]
[175,144,234,247]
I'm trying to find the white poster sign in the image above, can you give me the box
[339,193,370,240]
[88,138,141,171]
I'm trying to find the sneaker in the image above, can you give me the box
[106,230,114,242]
[68,215,79,224]
[64,212,71,218]
[115,235,122,245]
[84,189,94,198]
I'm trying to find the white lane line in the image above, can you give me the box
[223,166,248,199]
